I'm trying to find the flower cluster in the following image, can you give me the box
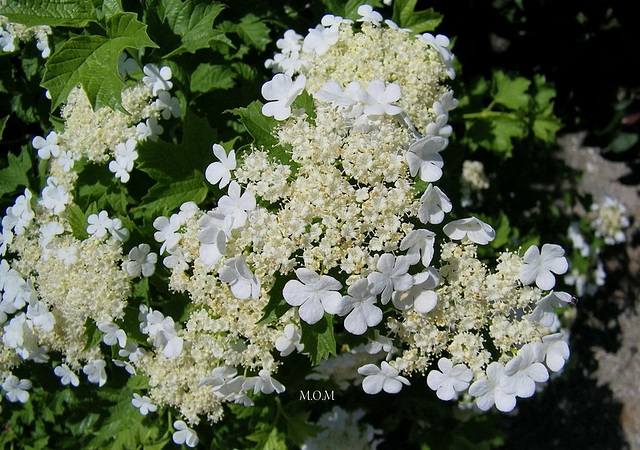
[301,406,383,450]
[0,15,51,57]
[590,195,630,245]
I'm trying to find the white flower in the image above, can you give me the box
[527,291,573,328]
[117,52,138,78]
[418,33,455,79]
[55,150,75,172]
[26,299,55,331]
[443,217,495,245]
[144,312,183,359]
[32,131,60,159]
[302,24,339,55]
[173,421,199,448]
[108,217,129,242]
[542,332,570,372]
[197,212,229,267]
[142,64,173,96]
[132,393,157,415]
[365,331,398,359]
[367,253,414,305]
[54,364,80,387]
[0,226,13,256]
[261,73,306,120]
[341,279,383,335]
[283,268,345,324]
[275,324,304,356]
[3,189,35,236]
[219,256,261,300]
[39,177,70,214]
[392,268,440,312]
[154,90,182,119]
[358,361,410,394]
[153,214,183,253]
[362,80,402,116]
[468,362,517,412]
[126,243,157,278]
[400,229,436,266]
[136,117,163,142]
[2,375,32,403]
[417,184,452,224]
[243,370,285,395]
[98,322,127,348]
[0,30,16,52]
[86,211,113,239]
[205,144,236,188]
[217,181,256,229]
[426,358,473,401]
[56,245,79,266]
[357,5,383,26]
[109,138,138,183]
[501,343,549,398]
[83,359,108,387]
[405,135,448,182]
[519,244,568,290]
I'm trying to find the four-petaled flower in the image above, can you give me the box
[87,211,112,239]
[142,64,173,96]
[2,375,32,403]
[132,393,157,415]
[427,357,473,401]
[400,229,436,266]
[519,244,569,290]
[468,362,517,412]
[358,361,410,394]
[283,268,344,324]
[340,278,383,335]
[367,253,414,305]
[219,256,261,300]
[173,421,199,448]
[205,144,236,188]
[443,217,495,245]
[406,136,448,182]
[275,324,304,356]
[261,73,306,120]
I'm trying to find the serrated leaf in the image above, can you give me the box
[247,427,288,450]
[134,171,209,218]
[137,112,216,183]
[229,100,278,148]
[392,0,442,33]
[300,314,337,365]
[0,147,31,196]
[190,63,236,93]
[83,318,103,351]
[492,71,531,110]
[65,203,89,240]
[158,0,228,56]
[0,0,95,27]
[533,115,562,143]
[41,12,157,111]
[234,14,271,51]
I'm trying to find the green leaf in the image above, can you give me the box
[0,147,32,196]
[190,63,236,93]
[0,0,95,27]
[0,116,8,139]
[228,100,278,148]
[247,427,288,450]
[234,14,271,51]
[83,318,103,351]
[134,171,208,218]
[533,115,562,143]
[41,12,158,112]
[66,203,89,240]
[286,411,322,446]
[158,0,228,56]
[126,375,151,390]
[607,132,638,153]
[392,0,443,33]
[492,71,531,110]
[300,314,337,365]
[489,212,510,249]
[292,90,316,122]
[137,112,216,183]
